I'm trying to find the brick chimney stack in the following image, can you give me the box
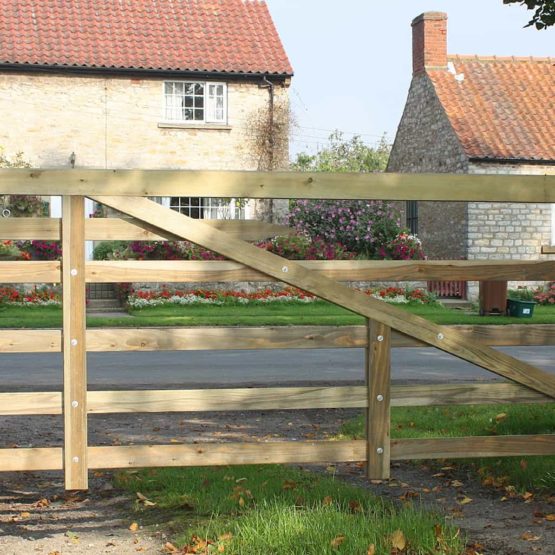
[412,12,448,75]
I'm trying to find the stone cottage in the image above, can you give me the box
[387,12,554,298]
[0,0,293,223]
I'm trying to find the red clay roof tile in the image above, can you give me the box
[0,0,293,75]
[428,56,554,161]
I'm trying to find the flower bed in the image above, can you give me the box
[0,286,61,306]
[127,285,437,309]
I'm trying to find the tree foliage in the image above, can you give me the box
[291,131,390,173]
[503,0,555,29]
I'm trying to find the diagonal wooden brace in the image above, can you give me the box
[90,196,555,400]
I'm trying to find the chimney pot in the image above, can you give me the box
[412,12,448,75]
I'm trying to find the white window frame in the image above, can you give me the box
[163,81,227,124]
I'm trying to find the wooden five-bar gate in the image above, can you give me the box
[0,169,554,490]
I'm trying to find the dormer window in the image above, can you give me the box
[164,81,227,124]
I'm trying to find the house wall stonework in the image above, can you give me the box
[466,163,555,298]
[0,72,288,171]
[387,74,468,260]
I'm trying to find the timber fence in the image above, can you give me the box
[0,169,554,490]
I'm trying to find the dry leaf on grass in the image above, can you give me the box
[163,542,179,553]
[367,544,376,555]
[322,495,333,506]
[129,522,140,532]
[330,535,346,549]
[391,529,407,551]
[457,496,473,505]
[349,500,362,513]
[545,513,555,521]
[495,412,508,423]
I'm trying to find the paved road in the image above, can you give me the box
[0,346,553,390]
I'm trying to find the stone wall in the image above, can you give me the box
[387,74,469,260]
[466,163,555,299]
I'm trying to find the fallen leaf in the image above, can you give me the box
[35,498,50,507]
[519,459,528,471]
[163,542,179,553]
[136,492,147,501]
[521,531,541,541]
[218,532,233,541]
[367,544,376,555]
[322,495,333,506]
[545,514,555,521]
[450,480,464,488]
[129,522,140,532]
[457,496,473,505]
[349,500,362,513]
[282,479,297,490]
[143,500,156,507]
[238,497,245,507]
[494,412,508,423]
[19,511,31,519]
[330,535,346,549]
[522,491,534,501]
[391,529,406,551]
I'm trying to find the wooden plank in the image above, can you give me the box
[88,440,367,469]
[91,196,555,399]
[1,382,551,417]
[541,245,555,255]
[391,435,555,460]
[87,386,367,413]
[1,168,554,202]
[0,261,60,283]
[366,321,391,479]
[0,218,292,242]
[0,325,552,355]
[0,329,61,352]
[62,196,88,490]
[0,447,63,472]
[0,392,62,415]
[392,383,552,406]
[85,259,555,283]
[86,326,366,352]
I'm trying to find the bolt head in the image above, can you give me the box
[281,266,288,273]
[71,339,78,347]
[72,456,79,463]
[70,268,78,276]
[376,447,384,455]
[71,400,79,408]
[376,394,384,402]
[377,335,384,342]
[437,333,444,341]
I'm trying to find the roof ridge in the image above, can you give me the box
[448,54,554,63]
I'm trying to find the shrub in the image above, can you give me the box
[534,282,555,305]
[17,240,62,260]
[508,287,536,301]
[257,235,355,260]
[379,232,426,260]
[93,241,129,260]
[288,200,402,258]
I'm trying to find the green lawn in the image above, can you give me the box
[115,464,465,555]
[0,301,553,328]
[340,403,555,493]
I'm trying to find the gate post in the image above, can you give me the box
[366,319,391,479]
[62,196,88,490]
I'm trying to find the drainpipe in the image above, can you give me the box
[259,76,275,221]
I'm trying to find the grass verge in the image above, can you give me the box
[115,464,465,554]
[340,404,555,493]
[0,302,553,328]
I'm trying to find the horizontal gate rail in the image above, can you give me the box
[1,168,554,202]
[1,383,551,417]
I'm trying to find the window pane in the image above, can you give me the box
[185,83,194,95]
[184,108,194,120]
[194,83,204,95]
[165,82,173,94]
[184,96,193,108]
[196,96,204,108]
[194,109,203,120]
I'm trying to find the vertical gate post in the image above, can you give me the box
[62,196,88,490]
[366,319,391,479]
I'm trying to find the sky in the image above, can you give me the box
[267,0,554,157]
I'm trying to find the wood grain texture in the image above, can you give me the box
[0,325,552,355]
[86,326,366,352]
[0,217,291,241]
[84,259,555,283]
[0,261,59,283]
[88,440,367,469]
[391,435,555,459]
[0,329,61,352]
[366,320,391,479]
[62,196,88,490]
[86,386,367,413]
[90,196,555,399]
[0,383,550,416]
[0,447,63,471]
[2,168,554,202]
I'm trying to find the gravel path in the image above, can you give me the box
[1,407,554,554]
